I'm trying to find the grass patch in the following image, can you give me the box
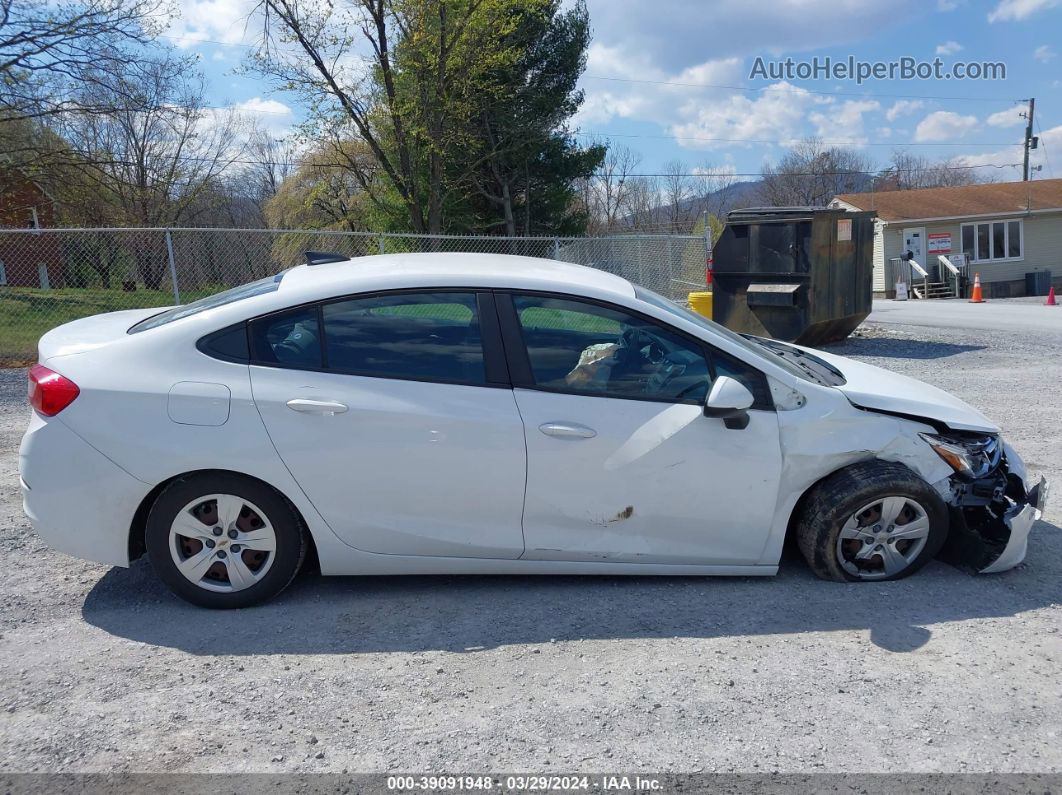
[0,287,213,367]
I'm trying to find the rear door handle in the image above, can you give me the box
[539,422,596,439]
[286,398,348,415]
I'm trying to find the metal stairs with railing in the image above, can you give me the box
[912,281,956,299]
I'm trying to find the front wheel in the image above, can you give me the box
[796,461,948,582]
[145,472,307,608]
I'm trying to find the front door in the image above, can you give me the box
[903,227,926,268]
[249,291,527,559]
[500,293,783,565]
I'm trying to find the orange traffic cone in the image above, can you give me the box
[1047,286,1058,306]
[969,272,985,303]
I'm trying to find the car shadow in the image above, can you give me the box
[81,520,1062,656]
[820,337,987,360]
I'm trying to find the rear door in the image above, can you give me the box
[498,292,783,565]
[249,290,528,559]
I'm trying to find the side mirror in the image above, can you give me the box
[703,376,755,430]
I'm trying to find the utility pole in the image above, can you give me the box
[1022,97,1036,181]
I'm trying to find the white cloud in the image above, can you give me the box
[986,105,1026,127]
[885,99,924,122]
[937,0,964,9]
[168,0,256,48]
[808,100,881,144]
[935,40,963,55]
[235,97,291,116]
[914,110,979,142]
[1035,44,1058,61]
[987,0,1061,21]
[230,97,294,137]
[669,82,830,150]
[574,43,744,126]
[953,123,1061,178]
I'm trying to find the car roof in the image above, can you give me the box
[277,253,637,302]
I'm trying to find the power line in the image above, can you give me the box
[53,149,1022,177]
[1035,117,1053,178]
[574,130,1021,147]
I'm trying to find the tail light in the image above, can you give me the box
[706,254,714,287]
[28,364,80,416]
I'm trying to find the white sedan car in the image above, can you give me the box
[19,254,1048,608]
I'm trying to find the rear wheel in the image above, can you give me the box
[796,461,948,582]
[146,472,306,608]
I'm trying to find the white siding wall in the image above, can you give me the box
[872,218,885,291]
[876,211,1062,286]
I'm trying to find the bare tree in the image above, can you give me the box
[619,175,660,232]
[758,139,874,207]
[659,160,695,233]
[579,144,640,234]
[0,0,165,123]
[875,150,987,191]
[692,163,738,220]
[218,129,299,227]
[56,55,245,287]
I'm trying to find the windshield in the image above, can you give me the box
[128,273,285,333]
[633,285,837,386]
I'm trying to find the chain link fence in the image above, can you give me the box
[0,227,708,365]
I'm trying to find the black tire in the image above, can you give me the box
[796,460,948,582]
[145,471,307,608]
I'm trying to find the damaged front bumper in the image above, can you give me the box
[939,441,1049,574]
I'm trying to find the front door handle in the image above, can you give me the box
[539,422,596,439]
[286,398,348,415]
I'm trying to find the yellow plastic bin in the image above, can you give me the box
[687,291,713,321]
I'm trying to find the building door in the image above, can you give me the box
[902,228,926,268]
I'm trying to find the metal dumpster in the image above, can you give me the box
[710,207,875,346]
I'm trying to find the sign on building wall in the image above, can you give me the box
[928,232,952,254]
[837,219,852,241]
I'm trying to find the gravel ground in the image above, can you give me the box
[0,312,1060,775]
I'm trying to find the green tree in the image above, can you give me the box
[251,0,601,235]
[465,0,604,235]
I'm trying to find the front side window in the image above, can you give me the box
[322,292,485,384]
[512,295,717,403]
[963,219,1022,262]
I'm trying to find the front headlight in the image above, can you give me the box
[920,433,1002,479]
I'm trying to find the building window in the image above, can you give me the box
[961,219,1023,263]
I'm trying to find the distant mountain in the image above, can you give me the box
[622,179,765,232]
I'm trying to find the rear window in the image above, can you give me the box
[128,274,284,333]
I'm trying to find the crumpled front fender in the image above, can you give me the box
[940,440,1049,574]
[981,475,1049,574]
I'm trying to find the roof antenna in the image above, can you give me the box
[304,251,348,266]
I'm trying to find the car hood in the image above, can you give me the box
[794,345,1000,434]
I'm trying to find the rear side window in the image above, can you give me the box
[197,324,249,362]
[322,292,485,384]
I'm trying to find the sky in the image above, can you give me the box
[167,0,1062,183]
